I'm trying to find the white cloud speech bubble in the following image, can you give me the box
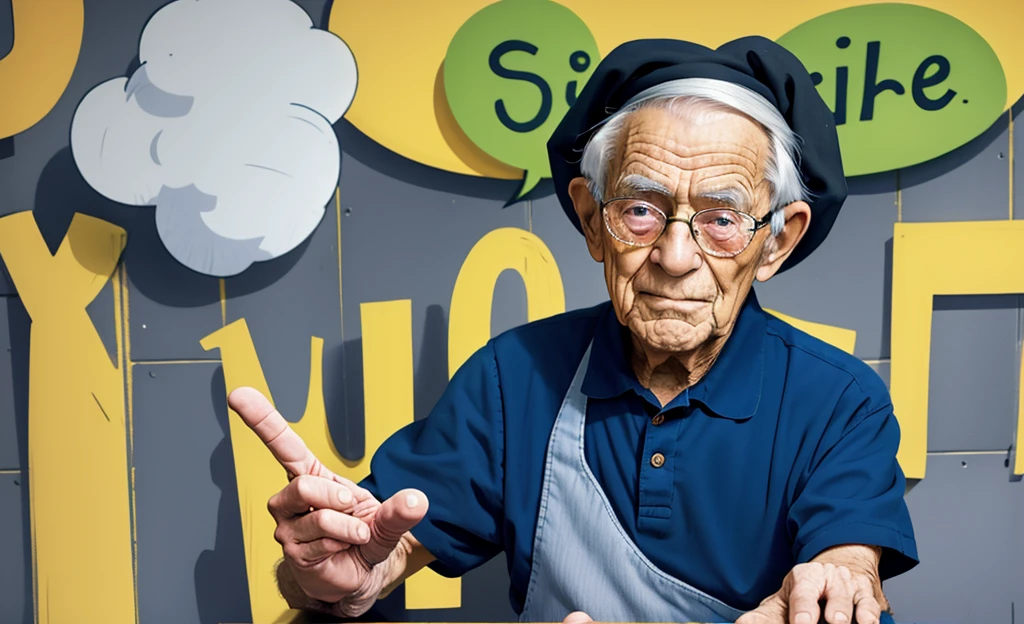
[71,0,357,277]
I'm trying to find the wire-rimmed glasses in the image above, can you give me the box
[601,197,772,258]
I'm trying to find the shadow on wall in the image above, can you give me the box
[322,302,448,461]
[880,236,893,360]
[0,0,11,60]
[191,300,517,622]
[15,93,1023,307]
[333,96,1024,214]
[332,105,1009,214]
[194,366,253,624]
[415,304,450,424]
[308,0,546,205]
[6,295,32,624]
[896,104,1011,191]
[30,147,315,307]
[182,314,427,623]
[0,0,11,162]
[334,119,555,205]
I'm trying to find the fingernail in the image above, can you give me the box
[795,613,811,624]
[338,488,352,504]
[834,612,849,623]
[406,494,419,509]
[357,524,369,541]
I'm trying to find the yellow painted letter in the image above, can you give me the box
[0,0,84,139]
[202,300,449,620]
[432,227,565,603]
[0,212,135,623]
[763,308,857,355]
[890,220,1024,479]
[449,227,565,375]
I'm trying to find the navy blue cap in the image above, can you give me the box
[547,36,846,272]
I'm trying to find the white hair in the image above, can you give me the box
[579,78,807,237]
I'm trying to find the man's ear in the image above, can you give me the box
[568,177,605,263]
[755,201,812,282]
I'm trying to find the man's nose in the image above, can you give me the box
[649,220,702,276]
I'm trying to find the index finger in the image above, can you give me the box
[228,386,334,479]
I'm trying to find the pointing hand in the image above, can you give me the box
[228,386,429,616]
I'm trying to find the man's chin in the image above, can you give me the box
[628,317,712,353]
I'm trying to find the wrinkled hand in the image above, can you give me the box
[736,561,882,624]
[228,387,429,617]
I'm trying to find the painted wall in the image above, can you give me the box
[0,1,1022,623]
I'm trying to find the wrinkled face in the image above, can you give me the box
[601,104,774,354]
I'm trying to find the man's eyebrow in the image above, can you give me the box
[694,188,750,210]
[618,174,672,196]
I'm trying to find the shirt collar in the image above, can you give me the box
[581,302,642,400]
[581,291,766,421]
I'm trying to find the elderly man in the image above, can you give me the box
[229,37,917,624]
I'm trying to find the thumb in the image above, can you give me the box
[563,611,593,624]
[359,488,429,565]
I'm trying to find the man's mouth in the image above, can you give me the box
[638,292,713,309]
[639,291,712,301]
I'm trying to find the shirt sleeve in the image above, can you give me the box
[359,342,505,578]
[788,394,919,580]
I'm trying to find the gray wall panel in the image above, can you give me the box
[125,231,223,362]
[338,154,529,440]
[2,295,28,477]
[133,363,250,624]
[0,259,12,297]
[0,297,17,469]
[0,0,12,59]
[491,266,530,339]
[927,295,1018,452]
[1015,106,1024,220]
[758,174,898,360]
[884,453,1023,624]
[85,274,117,370]
[901,117,1010,223]
[867,360,891,388]
[223,188,342,437]
[396,553,518,623]
[529,195,611,313]
[0,472,31,624]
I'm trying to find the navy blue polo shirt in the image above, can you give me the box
[361,290,918,613]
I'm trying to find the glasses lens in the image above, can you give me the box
[604,200,666,245]
[692,209,756,257]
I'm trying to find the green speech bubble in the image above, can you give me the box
[444,0,599,202]
[778,4,1006,176]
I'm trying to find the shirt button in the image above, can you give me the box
[650,452,666,468]
[652,414,665,426]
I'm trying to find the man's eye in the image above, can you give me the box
[629,206,649,217]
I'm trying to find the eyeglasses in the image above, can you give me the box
[601,197,772,258]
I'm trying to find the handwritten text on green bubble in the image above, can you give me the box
[778,4,1006,176]
[444,0,599,201]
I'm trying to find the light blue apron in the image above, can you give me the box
[519,343,746,623]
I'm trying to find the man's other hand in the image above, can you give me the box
[736,555,884,624]
[228,386,429,617]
